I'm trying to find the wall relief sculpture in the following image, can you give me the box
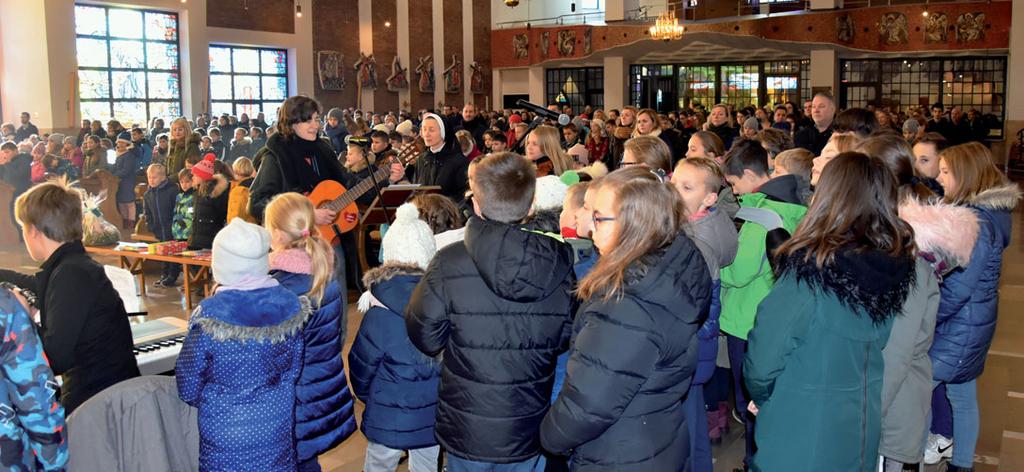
[317,51,345,91]
[878,12,909,46]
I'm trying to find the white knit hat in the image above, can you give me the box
[212,219,271,286]
[382,203,437,269]
[395,119,414,137]
[533,175,568,212]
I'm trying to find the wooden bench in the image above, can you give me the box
[0,181,19,245]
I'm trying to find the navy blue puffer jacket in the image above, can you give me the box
[931,183,1020,383]
[540,232,711,471]
[176,286,309,472]
[349,264,441,450]
[272,262,358,463]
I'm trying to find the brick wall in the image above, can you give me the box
[313,0,360,110]
[207,0,295,34]
[372,0,398,114]
[408,0,434,112]
[473,0,492,109]
[441,0,464,106]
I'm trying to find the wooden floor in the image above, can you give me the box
[1,198,1022,471]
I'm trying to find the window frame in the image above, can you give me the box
[840,56,1007,139]
[630,61,810,110]
[545,67,604,113]
[75,3,182,125]
[208,44,290,119]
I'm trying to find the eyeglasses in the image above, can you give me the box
[592,211,616,227]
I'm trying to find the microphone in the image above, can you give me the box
[516,99,571,127]
[344,135,370,146]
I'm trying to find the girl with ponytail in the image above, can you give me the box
[264,193,356,471]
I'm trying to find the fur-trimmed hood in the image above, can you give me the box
[900,198,979,270]
[777,246,915,323]
[231,136,253,147]
[358,263,424,314]
[192,285,311,343]
[207,173,230,198]
[967,182,1022,211]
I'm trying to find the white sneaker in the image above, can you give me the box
[923,433,953,465]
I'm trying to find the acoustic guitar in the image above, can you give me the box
[308,138,424,242]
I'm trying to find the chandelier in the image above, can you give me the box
[649,9,684,41]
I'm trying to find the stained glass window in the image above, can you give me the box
[75,4,181,126]
[209,45,290,119]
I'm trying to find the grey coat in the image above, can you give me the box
[880,199,980,463]
[67,376,199,471]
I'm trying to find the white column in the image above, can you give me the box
[397,0,411,111]
[809,0,839,10]
[358,0,374,111]
[432,0,445,108]
[809,49,838,97]
[603,55,626,110]
[528,66,545,105]
[1002,0,1024,165]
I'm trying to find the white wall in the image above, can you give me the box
[491,0,605,29]
[0,0,314,132]
[0,0,57,131]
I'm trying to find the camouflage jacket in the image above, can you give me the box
[171,188,195,241]
[0,289,67,471]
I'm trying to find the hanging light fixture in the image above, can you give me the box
[649,8,684,41]
[295,2,303,18]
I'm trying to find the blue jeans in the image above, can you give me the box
[684,383,713,472]
[726,333,755,467]
[446,454,540,472]
[927,379,979,468]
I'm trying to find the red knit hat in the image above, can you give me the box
[509,114,523,124]
[191,153,217,181]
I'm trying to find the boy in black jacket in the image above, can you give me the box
[406,152,574,469]
[0,180,139,414]
[143,164,180,287]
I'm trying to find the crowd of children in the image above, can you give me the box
[0,91,1018,472]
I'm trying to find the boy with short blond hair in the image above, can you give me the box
[0,180,139,413]
[144,163,180,286]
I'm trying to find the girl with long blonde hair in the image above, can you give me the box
[263,192,357,469]
[524,125,573,176]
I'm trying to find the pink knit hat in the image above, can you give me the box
[191,153,217,181]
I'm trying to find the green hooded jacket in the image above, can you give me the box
[719,175,807,340]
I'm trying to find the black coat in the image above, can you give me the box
[143,179,180,241]
[0,241,140,414]
[794,124,834,156]
[455,115,489,150]
[408,142,469,203]
[188,174,230,250]
[540,233,711,471]
[14,123,38,142]
[405,216,575,463]
[248,132,348,222]
[0,152,32,197]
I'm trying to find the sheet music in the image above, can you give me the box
[104,265,141,313]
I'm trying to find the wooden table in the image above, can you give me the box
[85,246,212,309]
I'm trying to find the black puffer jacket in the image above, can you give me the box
[406,216,575,463]
[188,174,230,250]
[540,232,711,471]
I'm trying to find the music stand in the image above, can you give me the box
[357,184,441,272]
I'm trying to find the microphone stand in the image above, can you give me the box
[363,147,393,226]
[510,116,546,154]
